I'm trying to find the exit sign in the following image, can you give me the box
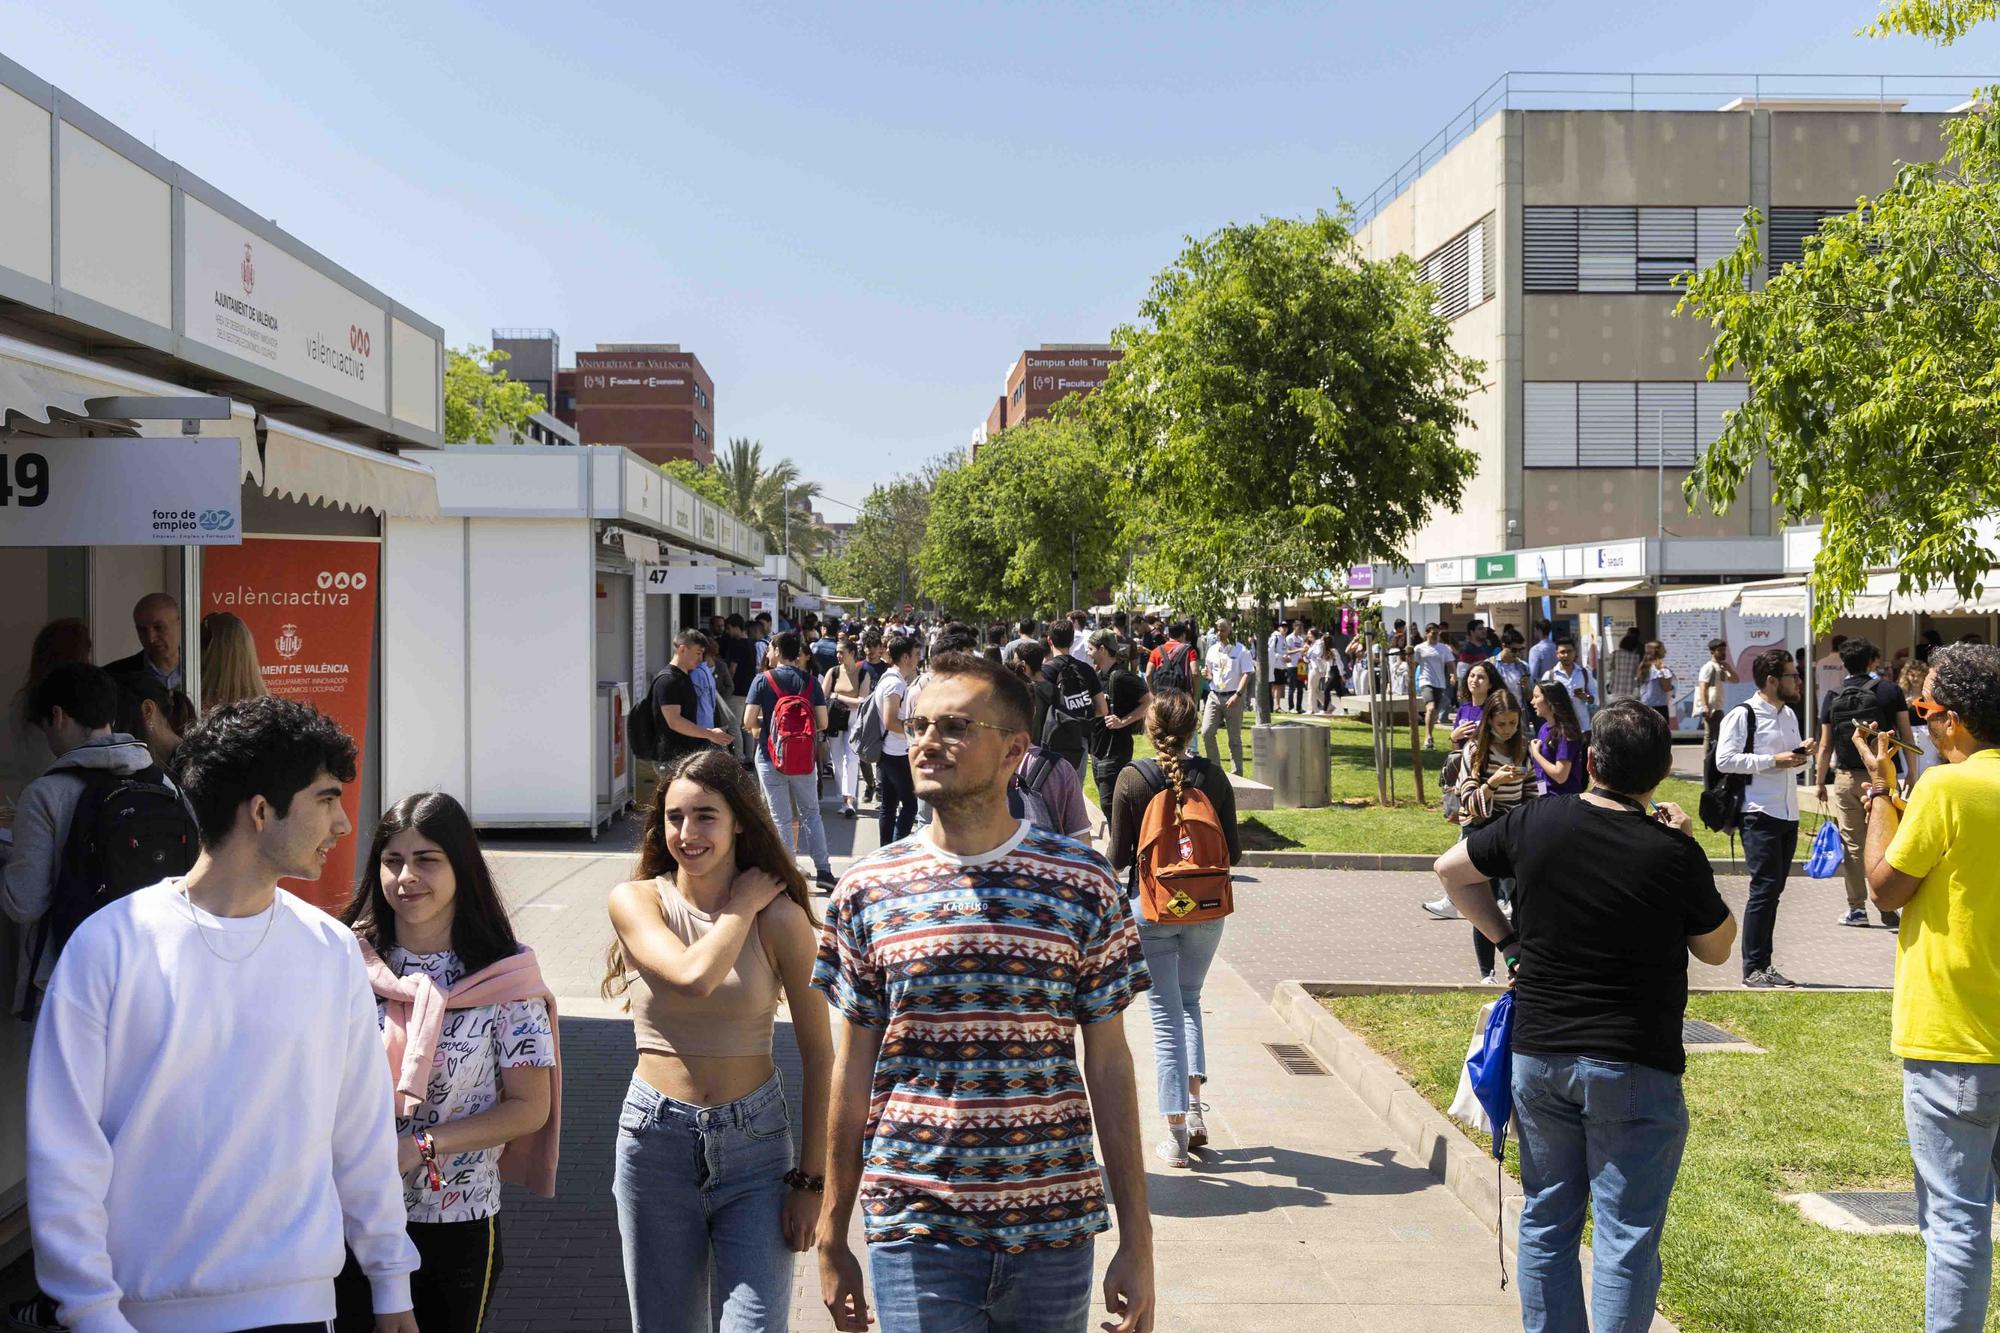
[1476,554,1516,580]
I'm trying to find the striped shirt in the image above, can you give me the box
[812,820,1150,1251]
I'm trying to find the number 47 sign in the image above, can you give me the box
[0,436,242,547]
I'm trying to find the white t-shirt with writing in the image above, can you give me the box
[378,947,555,1223]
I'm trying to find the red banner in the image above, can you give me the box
[203,538,378,911]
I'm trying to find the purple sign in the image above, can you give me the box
[1347,565,1375,590]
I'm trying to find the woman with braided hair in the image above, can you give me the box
[1107,689,1243,1167]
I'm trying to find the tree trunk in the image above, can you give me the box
[1254,601,1273,726]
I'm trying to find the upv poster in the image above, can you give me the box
[203,538,377,909]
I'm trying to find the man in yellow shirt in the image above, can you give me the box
[1859,643,2000,1332]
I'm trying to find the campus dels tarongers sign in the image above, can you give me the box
[181,196,387,417]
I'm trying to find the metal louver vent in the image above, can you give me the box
[1263,1042,1329,1076]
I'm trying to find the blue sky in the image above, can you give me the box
[6,0,1999,514]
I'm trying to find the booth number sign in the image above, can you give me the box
[0,452,49,507]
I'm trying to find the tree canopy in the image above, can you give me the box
[713,437,825,561]
[817,467,942,613]
[442,347,547,444]
[659,457,732,509]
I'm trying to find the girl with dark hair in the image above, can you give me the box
[1108,689,1242,1168]
[601,747,831,1332]
[1529,679,1588,797]
[1638,639,1676,725]
[335,791,559,1333]
[1453,691,1531,982]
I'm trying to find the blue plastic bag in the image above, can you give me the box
[1805,818,1845,879]
[1466,990,1517,1160]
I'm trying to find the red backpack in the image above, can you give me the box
[763,671,819,776]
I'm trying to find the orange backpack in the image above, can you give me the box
[1134,762,1234,925]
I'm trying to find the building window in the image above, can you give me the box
[1524,380,1750,467]
[1418,214,1496,321]
[1768,207,1848,270]
[559,392,575,412]
[1011,382,1024,404]
[1524,207,1744,294]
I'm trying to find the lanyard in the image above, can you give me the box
[1586,786,1648,816]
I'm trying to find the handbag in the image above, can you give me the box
[1804,817,1845,878]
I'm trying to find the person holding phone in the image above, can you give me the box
[1716,647,1808,988]
[1453,690,1533,982]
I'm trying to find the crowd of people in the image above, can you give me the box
[8,590,2000,1333]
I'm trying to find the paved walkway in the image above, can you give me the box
[483,797,1528,1331]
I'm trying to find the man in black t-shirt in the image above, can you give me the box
[719,614,761,763]
[1040,622,1108,773]
[1089,630,1151,819]
[1432,700,1737,1332]
[651,630,731,774]
[1815,635,1916,928]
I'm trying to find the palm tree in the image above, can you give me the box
[715,437,825,560]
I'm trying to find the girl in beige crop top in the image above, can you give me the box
[602,747,834,1301]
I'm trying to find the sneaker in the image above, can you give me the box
[1498,897,1514,920]
[1839,908,1869,927]
[1157,1122,1191,1168]
[1880,910,1901,928]
[814,869,839,891]
[1187,1102,1210,1150]
[1743,969,1778,989]
[841,805,856,819]
[1765,968,1800,987]
[1422,897,1461,921]
[7,1296,66,1333]
[1480,971,1500,986]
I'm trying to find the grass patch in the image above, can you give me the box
[1086,712,1744,858]
[1324,990,1935,1333]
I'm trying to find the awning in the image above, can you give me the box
[1657,583,1743,612]
[604,527,662,566]
[1739,581,1808,618]
[1892,581,2000,615]
[1377,585,1467,608]
[260,416,440,519]
[1476,583,1531,605]
[1560,578,1646,598]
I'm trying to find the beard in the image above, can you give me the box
[912,754,1010,815]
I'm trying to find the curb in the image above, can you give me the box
[1238,850,1795,875]
[1270,980,1682,1332]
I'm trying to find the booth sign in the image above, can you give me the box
[0,437,241,547]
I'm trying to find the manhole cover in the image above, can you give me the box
[1682,1019,1738,1044]
[1263,1042,1328,1076]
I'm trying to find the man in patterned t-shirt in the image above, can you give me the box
[813,651,1155,1333]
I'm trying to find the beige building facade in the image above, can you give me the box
[1355,97,1951,566]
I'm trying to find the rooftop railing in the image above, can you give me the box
[1351,70,1995,230]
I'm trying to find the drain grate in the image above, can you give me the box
[1820,1191,1921,1229]
[1264,1042,1328,1076]
[1682,1019,1739,1044]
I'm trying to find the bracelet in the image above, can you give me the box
[416,1130,442,1192]
[784,1168,825,1193]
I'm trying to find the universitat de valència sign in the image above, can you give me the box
[180,196,388,417]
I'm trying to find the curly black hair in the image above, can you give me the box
[1926,644,2000,746]
[171,695,357,847]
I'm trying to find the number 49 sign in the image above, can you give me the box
[0,436,242,547]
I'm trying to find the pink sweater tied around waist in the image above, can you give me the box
[359,940,562,1199]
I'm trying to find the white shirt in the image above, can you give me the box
[1543,662,1595,733]
[27,882,417,1332]
[1267,631,1286,676]
[1414,641,1453,690]
[1069,639,1093,664]
[875,666,911,756]
[1206,641,1255,694]
[1715,692,1804,820]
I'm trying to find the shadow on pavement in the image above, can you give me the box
[1149,1144,1438,1218]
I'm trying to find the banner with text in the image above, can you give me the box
[204,538,377,908]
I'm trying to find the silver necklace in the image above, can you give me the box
[180,884,279,962]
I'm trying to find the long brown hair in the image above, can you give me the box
[1471,688,1530,775]
[341,792,521,976]
[601,747,817,1001]
[1145,688,1196,798]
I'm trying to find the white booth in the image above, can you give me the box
[383,446,765,834]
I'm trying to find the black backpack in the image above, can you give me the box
[1824,678,1882,763]
[1698,701,1758,833]
[1152,642,1196,695]
[26,767,197,1015]
[627,675,665,763]
[1042,655,1096,754]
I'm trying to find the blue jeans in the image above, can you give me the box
[1905,1059,2000,1332]
[1138,917,1224,1116]
[1512,1052,1688,1333]
[868,1237,1095,1333]
[612,1073,796,1333]
[877,752,917,844]
[757,758,832,875]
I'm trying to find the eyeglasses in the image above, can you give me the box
[1910,696,1951,724]
[903,713,1013,746]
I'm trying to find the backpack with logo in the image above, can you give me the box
[1698,700,1759,833]
[1133,760,1234,924]
[762,671,819,776]
[24,767,198,1018]
[1008,748,1064,834]
[1152,642,1196,696]
[1042,655,1096,754]
[1825,678,1882,765]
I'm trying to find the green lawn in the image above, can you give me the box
[1324,991,1953,1333]
[1086,711,1744,858]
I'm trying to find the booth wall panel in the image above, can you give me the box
[468,520,592,822]
[383,518,468,804]
[427,452,585,514]
[88,546,177,670]
[389,318,439,434]
[0,86,51,283]
[57,124,169,328]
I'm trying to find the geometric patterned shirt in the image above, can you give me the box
[812,819,1150,1251]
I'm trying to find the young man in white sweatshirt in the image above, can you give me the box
[27,695,419,1333]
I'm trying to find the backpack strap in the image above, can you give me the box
[1021,750,1057,794]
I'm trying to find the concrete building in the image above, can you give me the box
[972,342,1122,447]
[491,326,560,407]
[552,342,715,465]
[1352,72,1969,564]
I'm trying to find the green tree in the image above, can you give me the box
[715,437,825,561]
[1100,211,1483,720]
[659,458,731,509]
[917,415,1124,619]
[442,347,547,444]
[1677,7,2000,628]
[819,469,940,612]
